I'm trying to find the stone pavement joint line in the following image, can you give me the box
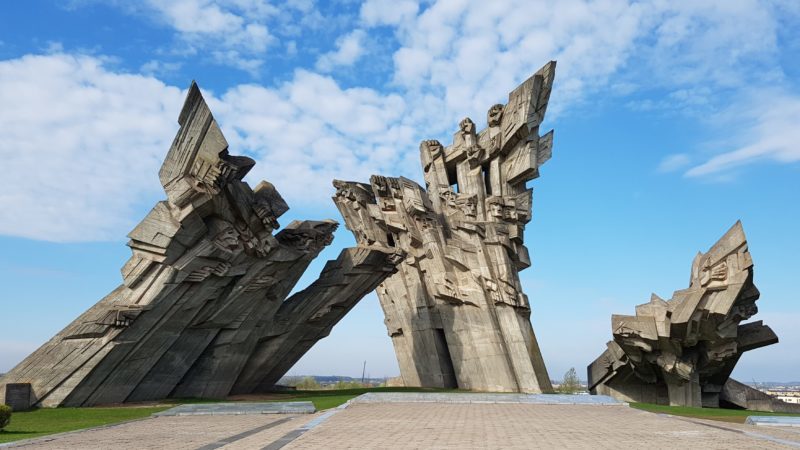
[154,401,315,416]
[4,414,315,449]
[195,416,293,450]
[283,402,800,449]
[261,404,347,450]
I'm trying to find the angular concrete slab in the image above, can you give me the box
[746,416,800,427]
[153,401,315,416]
[588,222,784,410]
[350,392,624,405]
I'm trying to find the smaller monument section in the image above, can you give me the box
[588,222,781,408]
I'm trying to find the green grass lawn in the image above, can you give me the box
[631,402,800,423]
[0,406,170,444]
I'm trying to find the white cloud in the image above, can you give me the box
[112,0,278,72]
[146,0,277,48]
[2,1,798,242]
[374,0,796,174]
[685,93,800,177]
[360,0,420,26]
[140,59,183,76]
[286,40,297,57]
[657,153,691,173]
[0,53,420,242]
[316,29,368,72]
[213,69,419,203]
[0,53,183,242]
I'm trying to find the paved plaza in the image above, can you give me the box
[4,394,800,449]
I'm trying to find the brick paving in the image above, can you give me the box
[6,400,800,449]
[286,403,800,449]
[5,414,320,450]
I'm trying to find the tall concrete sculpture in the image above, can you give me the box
[587,222,782,408]
[333,62,556,393]
[0,83,402,408]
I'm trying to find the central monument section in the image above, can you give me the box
[334,62,556,392]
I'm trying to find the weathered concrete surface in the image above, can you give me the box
[0,83,402,407]
[588,222,784,409]
[333,61,556,393]
[153,401,315,416]
[722,379,800,413]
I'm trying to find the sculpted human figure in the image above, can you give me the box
[0,82,403,408]
[333,61,557,393]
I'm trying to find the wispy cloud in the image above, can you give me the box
[686,93,800,177]
[0,53,419,242]
[658,153,692,173]
[2,0,798,242]
[360,0,419,26]
[316,29,368,72]
[0,53,184,242]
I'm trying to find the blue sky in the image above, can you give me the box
[0,0,798,382]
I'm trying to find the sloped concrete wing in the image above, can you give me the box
[0,83,403,407]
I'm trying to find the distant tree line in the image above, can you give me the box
[279,375,384,390]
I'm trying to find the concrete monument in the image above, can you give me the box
[588,222,786,409]
[333,62,556,393]
[0,83,403,408]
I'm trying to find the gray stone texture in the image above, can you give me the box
[3,383,32,411]
[333,62,556,393]
[722,378,800,413]
[153,402,316,416]
[0,82,403,407]
[587,221,787,409]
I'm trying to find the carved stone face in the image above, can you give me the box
[439,189,457,208]
[488,200,504,218]
[503,205,518,221]
[487,104,504,127]
[466,145,481,162]
[190,158,223,195]
[254,203,279,229]
[731,303,758,321]
[456,195,477,218]
[459,117,475,134]
[699,258,728,286]
[212,222,241,253]
[372,175,391,197]
[313,221,338,246]
[206,219,242,254]
[421,139,443,158]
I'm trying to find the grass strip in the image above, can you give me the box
[631,402,800,424]
[0,406,169,444]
